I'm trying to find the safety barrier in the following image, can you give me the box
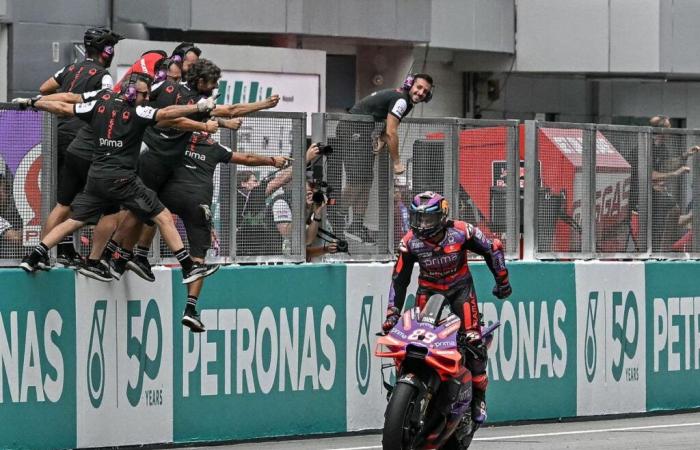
[1,261,700,449]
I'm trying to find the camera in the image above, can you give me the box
[336,239,349,253]
[311,180,335,205]
[316,142,333,156]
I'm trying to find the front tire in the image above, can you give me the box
[382,382,419,450]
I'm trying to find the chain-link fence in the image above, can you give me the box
[456,119,520,259]
[524,120,700,259]
[156,112,307,264]
[0,104,56,266]
[7,108,700,266]
[312,113,393,261]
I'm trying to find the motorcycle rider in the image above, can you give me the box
[382,191,512,424]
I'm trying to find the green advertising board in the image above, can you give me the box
[645,261,700,411]
[472,262,577,422]
[172,265,347,442]
[0,269,76,449]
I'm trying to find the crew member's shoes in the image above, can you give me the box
[37,253,52,271]
[182,305,206,333]
[19,253,40,273]
[78,259,113,282]
[182,263,220,284]
[126,255,155,282]
[108,255,130,280]
[56,247,83,268]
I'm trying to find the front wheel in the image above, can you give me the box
[382,382,420,450]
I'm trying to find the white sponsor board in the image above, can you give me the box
[575,261,646,415]
[345,263,419,431]
[76,269,173,447]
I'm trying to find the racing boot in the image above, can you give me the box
[471,388,487,424]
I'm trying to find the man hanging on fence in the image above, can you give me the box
[36,27,123,268]
[327,73,433,244]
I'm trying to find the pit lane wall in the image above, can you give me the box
[1,261,699,448]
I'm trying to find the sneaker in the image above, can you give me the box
[108,256,129,280]
[345,223,376,244]
[126,255,155,282]
[182,307,206,333]
[37,253,52,271]
[78,260,113,282]
[19,254,40,273]
[56,248,83,268]
[471,389,487,424]
[182,263,220,284]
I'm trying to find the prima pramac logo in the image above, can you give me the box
[355,296,373,395]
[87,301,108,408]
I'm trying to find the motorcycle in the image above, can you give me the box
[375,294,499,450]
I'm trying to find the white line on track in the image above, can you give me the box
[472,421,700,442]
[325,421,700,450]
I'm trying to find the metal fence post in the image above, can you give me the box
[523,120,538,260]
[506,123,519,257]
[638,127,652,255]
[582,127,596,255]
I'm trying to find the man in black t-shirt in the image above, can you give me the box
[35,27,122,267]
[327,73,433,243]
[158,131,289,332]
[107,59,280,282]
[19,75,220,285]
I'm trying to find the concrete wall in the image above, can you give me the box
[430,0,514,53]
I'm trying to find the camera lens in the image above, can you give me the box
[312,191,325,204]
[336,239,348,252]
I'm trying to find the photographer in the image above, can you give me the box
[305,180,343,262]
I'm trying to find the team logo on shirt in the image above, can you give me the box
[89,68,97,76]
[97,105,106,114]
[122,111,131,121]
[166,85,175,94]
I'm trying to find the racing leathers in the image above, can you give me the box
[384,219,511,422]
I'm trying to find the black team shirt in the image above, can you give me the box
[73,91,159,179]
[142,81,210,166]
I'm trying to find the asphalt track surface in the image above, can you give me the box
[183,411,700,450]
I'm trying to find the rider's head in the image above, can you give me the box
[409,191,449,239]
[185,58,221,95]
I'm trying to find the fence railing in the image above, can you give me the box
[1,107,699,266]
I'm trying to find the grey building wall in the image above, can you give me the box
[115,0,432,43]
[430,0,514,53]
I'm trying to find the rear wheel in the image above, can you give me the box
[382,382,420,450]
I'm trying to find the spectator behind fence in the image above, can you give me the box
[327,73,434,244]
[0,161,22,256]
[305,179,341,262]
[651,176,684,252]
[236,168,292,256]
[650,115,698,199]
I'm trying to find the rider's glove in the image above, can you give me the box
[492,273,512,299]
[382,306,400,333]
[196,96,216,113]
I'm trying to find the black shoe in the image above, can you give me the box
[126,255,155,282]
[56,248,83,268]
[108,256,129,280]
[182,263,219,284]
[37,253,52,271]
[182,307,205,333]
[78,260,113,282]
[345,223,376,244]
[20,254,40,273]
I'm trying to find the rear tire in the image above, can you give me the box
[382,382,419,450]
